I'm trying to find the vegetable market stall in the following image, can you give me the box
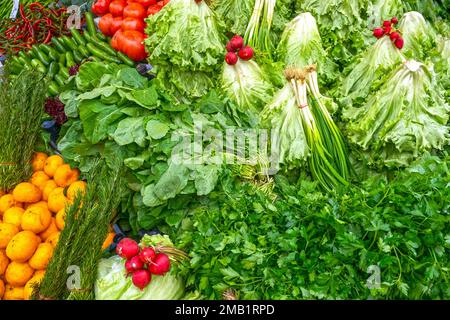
[0,0,449,301]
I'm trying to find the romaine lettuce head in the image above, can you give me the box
[344,60,450,167]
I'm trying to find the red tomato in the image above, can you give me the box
[98,13,114,36]
[109,0,127,17]
[111,29,124,50]
[123,3,147,19]
[121,17,145,33]
[91,0,111,16]
[110,16,123,34]
[147,4,161,15]
[136,0,157,6]
[120,30,147,61]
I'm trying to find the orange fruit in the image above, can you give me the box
[6,230,39,262]
[23,270,45,300]
[67,181,87,201]
[55,209,66,230]
[25,201,48,211]
[2,207,25,228]
[42,180,58,202]
[0,194,21,214]
[47,187,68,213]
[0,249,9,276]
[46,232,60,247]
[5,261,34,286]
[43,155,64,178]
[32,152,48,172]
[3,285,24,300]
[21,206,52,234]
[39,218,58,241]
[30,171,50,190]
[12,182,42,203]
[29,243,54,270]
[0,279,4,299]
[0,190,5,197]
[54,164,80,188]
[0,223,19,249]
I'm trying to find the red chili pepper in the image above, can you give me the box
[43,30,52,44]
[19,4,28,22]
[29,2,46,11]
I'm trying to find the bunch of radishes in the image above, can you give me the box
[116,238,171,290]
[225,35,255,65]
[373,17,404,49]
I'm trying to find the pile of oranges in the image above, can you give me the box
[0,152,86,300]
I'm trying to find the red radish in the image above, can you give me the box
[149,253,171,275]
[116,238,140,259]
[373,27,384,39]
[229,35,244,51]
[225,52,238,65]
[126,255,145,273]
[225,42,234,52]
[383,25,392,34]
[238,46,254,61]
[394,37,404,49]
[139,247,156,264]
[132,269,151,290]
[391,17,398,24]
[383,20,391,27]
[390,32,400,41]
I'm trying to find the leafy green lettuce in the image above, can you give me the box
[277,12,337,87]
[366,0,405,28]
[260,83,309,169]
[341,36,404,106]
[344,60,450,167]
[212,0,255,35]
[221,60,274,126]
[144,0,225,99]
[398,11,437,60]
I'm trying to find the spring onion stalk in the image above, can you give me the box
[244,0,276,54]
[305,65,352,183]
[287,68,349,191]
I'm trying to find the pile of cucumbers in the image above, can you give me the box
[6,12,134,96]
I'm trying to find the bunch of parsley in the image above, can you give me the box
[171,154,449,299]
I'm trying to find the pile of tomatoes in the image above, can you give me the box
[91,0,170,62]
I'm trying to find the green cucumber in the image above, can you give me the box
[18,51,32,64]
[78,46,90,58]
[58,53,66,65]
[18,57,32,70]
